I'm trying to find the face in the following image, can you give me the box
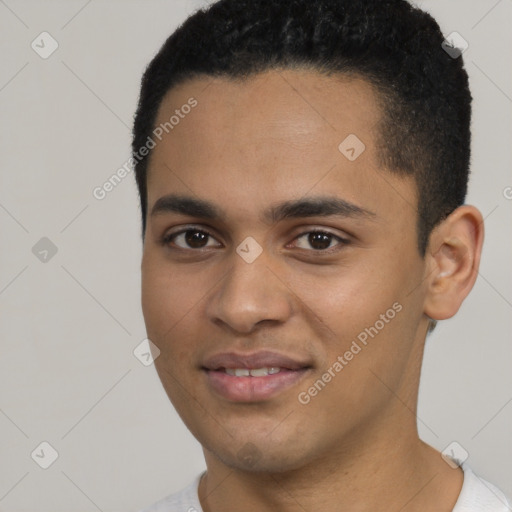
[141,69,431,472]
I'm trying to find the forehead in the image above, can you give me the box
[150,68,381,161]
[146,69,416,224]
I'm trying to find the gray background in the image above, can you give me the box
[0,0,510,510]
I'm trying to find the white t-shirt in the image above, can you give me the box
[139,463,511,512]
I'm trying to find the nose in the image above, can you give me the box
[206,248,293,334]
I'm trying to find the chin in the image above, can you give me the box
[204,433,317,474]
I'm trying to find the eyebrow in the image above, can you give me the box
[150,194,376,224]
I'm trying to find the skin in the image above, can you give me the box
[140,69,484,511]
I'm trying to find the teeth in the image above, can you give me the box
[248,368,270,377]
[224,367,282,377]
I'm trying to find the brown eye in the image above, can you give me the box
[294,230,348,251]
[163,229,221,249]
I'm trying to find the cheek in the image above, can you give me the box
[292,253,418,386]
[294,265,399,337]
[141,254,199,346]
[313,269,420,395]
[141,262,200,403]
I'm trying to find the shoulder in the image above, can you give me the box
[452,464,511,512]
[138,472,204,512]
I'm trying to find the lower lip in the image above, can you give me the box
[204,369,310,402]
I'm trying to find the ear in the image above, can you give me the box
[423,205,484,320]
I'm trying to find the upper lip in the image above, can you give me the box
[202,350,312,371]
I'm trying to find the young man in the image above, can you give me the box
[133,0,511,510]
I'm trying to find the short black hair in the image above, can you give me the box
[132,0,472,256]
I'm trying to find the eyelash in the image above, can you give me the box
[160,226,350,254]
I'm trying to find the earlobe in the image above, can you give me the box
[423,206,484,321]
